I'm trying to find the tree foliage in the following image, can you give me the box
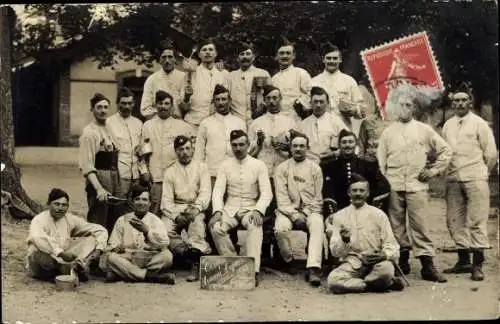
[11,1,499,105]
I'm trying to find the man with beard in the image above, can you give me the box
[248,85,296,261]
[194,84,246,187]
[274,132,324,287]
[26,188,108,283]
[161,136,212,282]
[377,94,452,283]
[326,174,404,294]
[229,42,271,124]
[271,37,312,122]
[311,43,363,120]
[79,93,121,233]
[100,185,176,284]
[442,87,497,281]
[298,86,348,165]
[141,40,185,120]
[322,129,390,215]
[107,88,147,198]
[141,91,196,216]
[181,38,230,129]
[210,130,272,287]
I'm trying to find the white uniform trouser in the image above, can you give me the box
[327,260,395,294]
[274,212,324,268]
[162,213,212,255]
[26,236,97,279]
[209,210,263,273]
[446,180,490,249]
[100,250,173,281]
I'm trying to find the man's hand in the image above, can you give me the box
[339,225,351,244]
[96,187,110,202]
[293,212,308,232]
[111,245,126,254]
[361,251,387,266]
[184,205,200,221]
[58,250,77,262]
[249,210,263,227]
[215,60,224,71]
[175,214,190,230]
[129,217,149,234]
[418,168,436,182]
[272,141,290,152]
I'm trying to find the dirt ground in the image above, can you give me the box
[2,165,499,323]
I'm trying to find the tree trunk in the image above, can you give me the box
[1,6,42,218]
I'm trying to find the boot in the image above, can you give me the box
[419,256,447,283]
[145,270,176,284]
[398,249,411,275]
[255,272,260,287]
[281,260,300,275]
[443,249,471,274]
[73,260,91,283]
[471,249,485,281]
[187,262,200,282]
[388,277,405,291]
[306,267,322,287]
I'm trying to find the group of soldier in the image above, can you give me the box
[25,37,497,295]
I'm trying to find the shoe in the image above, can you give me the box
[306,267,321,287]
[281,261,299,275]
[104,271,120,283]
[186,262,200,282]
[471,249,485,281]
[443,249,471,274]
[73,261,90,282]
[419,256,447,283]
[398,249,411,275]
[388,277,405,291]
[255,272,260,287]
[145,270,176,284]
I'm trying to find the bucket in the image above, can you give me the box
[55,274,79,291]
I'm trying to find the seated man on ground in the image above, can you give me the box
[26,188,108,283]
[326,173,404,294]
[161,135,212,282]
[100,185,175,284]
[274,131,324,286]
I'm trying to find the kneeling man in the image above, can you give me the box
[101,185,175,284]
[326,174,404,293]
[210,130,272,286]
[274,131,324,286]
[26,188,108,282]
[161,135,212,282]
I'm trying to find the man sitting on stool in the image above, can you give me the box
[326,173,404,294]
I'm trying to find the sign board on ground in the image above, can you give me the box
[200,256,255,290]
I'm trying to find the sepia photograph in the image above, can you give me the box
[1,1,498,322]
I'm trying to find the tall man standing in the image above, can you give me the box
[442,88,498,281]
[377,94,452,283]
[161,136,212,282]
[271,38,312,122]
[141,41,185,120]
[194,84,246,187]
[142,91,195,215]
[107,87,146,198]
[181,39,230,129]
[298,86,347,165]
[210,130,273,286]
[274,132,324,287]
[229,42,271,124]
[311,43,363,117]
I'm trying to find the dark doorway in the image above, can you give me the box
[12,64,57,146]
